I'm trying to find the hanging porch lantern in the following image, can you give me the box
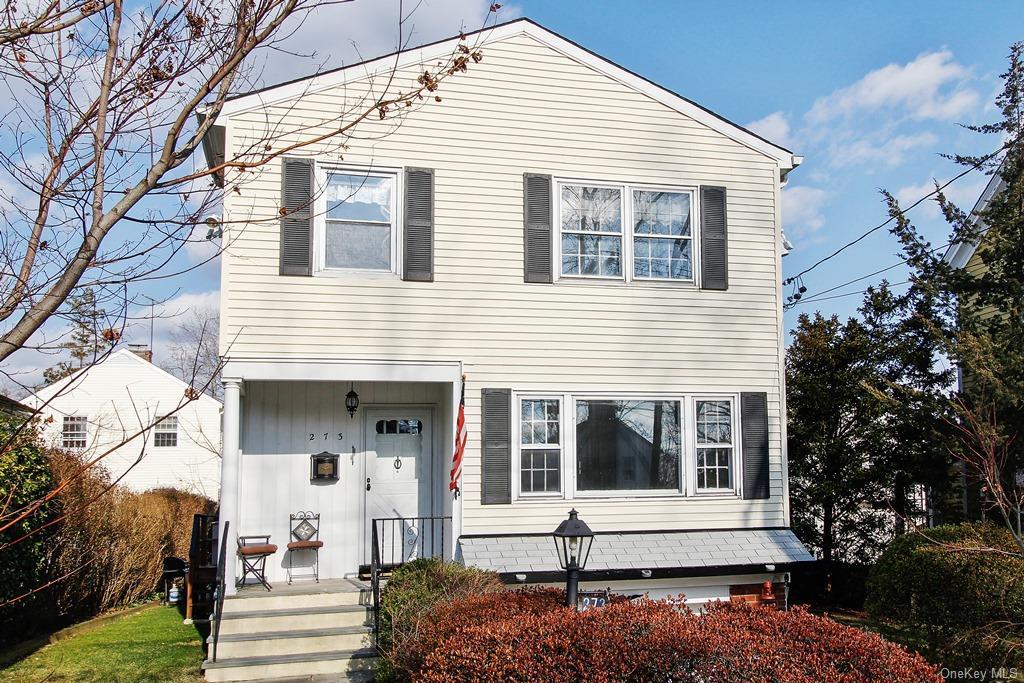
[345,383,360,417]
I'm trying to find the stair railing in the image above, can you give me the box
[209,520,229,663]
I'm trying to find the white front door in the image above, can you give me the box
[363,409,433,566]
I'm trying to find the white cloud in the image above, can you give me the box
[829,131,938,168]
[782,185,828,239]
[895,174,989,221]
[746,111,793,149]
[127,289,221,363]
[806,49,978,124]
[258,0,521,85]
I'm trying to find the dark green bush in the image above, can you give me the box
[376,558,503,681]
[866,522,1024,669]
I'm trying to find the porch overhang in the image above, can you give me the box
[458,527,815,584]
[221,358,462,384]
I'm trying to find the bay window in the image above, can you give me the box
[575,399,681,493]
[323,171,396,272]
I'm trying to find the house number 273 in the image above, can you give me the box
[309,433,343,440]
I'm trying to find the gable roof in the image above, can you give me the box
[944,161,1006,269]
[213,18,800,170]
[29,348,222,408]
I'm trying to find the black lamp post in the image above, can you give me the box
[552,508,593,610]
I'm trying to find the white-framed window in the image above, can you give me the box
[559,184,624,278]
[512,392,743,502]
[632,189,695,281]
[62,415,87,449]
[518,397,562,496]
[318,168,399,275]
[556,179,698,284]
[694,398,736,493]
[575,398,682,495]
[154,416,178,447]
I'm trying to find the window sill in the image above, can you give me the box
[312,269,401,281]
[555,277,699,290]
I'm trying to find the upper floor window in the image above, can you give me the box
[633,190,694,280]
[559,185,623,278]
[557,181,697,284]
[62,415,87,449]
[154,416,178,447]
[323,171,396,273]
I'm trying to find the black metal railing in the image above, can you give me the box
[186,513,218,622]
[371,516,451,638]
[209,520,229,663]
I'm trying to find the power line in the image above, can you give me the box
[790,279,911,306]
[782,138,1017,288]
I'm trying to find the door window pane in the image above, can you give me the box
[575,400,681,491]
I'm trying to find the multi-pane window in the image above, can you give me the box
[560,185,623,277]
[695,400,734,491]
[633,190,694,280]
[520,398,561,494]
[575,399,681,492]
[154,416,178,447]
[62,415,87,449]
[324,172,395,272]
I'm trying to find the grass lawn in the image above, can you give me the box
[0,603,205,683]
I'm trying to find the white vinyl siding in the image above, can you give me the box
[220,31,786,533]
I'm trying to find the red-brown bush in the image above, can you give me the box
[404,590,941,683]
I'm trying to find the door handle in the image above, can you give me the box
[365,478,371,491]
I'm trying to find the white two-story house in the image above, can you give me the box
[208,18,812,603]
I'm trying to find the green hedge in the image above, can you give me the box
[376,558,503,682]
[866,522,1024,668]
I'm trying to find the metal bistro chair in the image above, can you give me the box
[237,534,278,591]
[287,512,323,584]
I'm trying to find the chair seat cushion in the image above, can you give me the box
[238,544,277,556]
[287,540,324,550]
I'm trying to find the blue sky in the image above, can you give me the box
[7,0,1022,383]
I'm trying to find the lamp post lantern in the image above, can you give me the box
[552,508,593,609]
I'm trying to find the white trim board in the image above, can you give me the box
[208,18,799,170]
[222,358,462,383]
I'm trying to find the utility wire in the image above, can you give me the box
[782,137,1017,288]
[790,279,912,306]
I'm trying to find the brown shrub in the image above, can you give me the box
[407,591,941,683]
[44,450,214,615]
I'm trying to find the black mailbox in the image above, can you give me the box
[311,451,339,481]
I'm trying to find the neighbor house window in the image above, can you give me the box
[154,416,178,447]
[695,399,734,492]
[324,172,395,272]
[575,399,681,492]
[62,415,87,449]
[633,190,694,280]
[519,398,561,494]
[560,185,623,277]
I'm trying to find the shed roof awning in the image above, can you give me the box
[458,528,814,581]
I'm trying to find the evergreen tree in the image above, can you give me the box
[42,289,110,385]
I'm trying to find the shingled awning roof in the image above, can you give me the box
[458,528,814,582]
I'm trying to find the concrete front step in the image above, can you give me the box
[223,590,365,614]
[217,605,372,635]
[203,648,377,682]
[211,625,373,658]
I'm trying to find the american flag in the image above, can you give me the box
[449,381,467,496]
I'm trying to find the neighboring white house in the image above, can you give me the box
[26,348,222,496]
[207,17,812,600]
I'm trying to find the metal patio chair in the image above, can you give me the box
[237,534,277,591]
[287,511,323,584]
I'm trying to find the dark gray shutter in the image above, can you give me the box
[741,392,770,500]
[523,173,553,283]
[280,157,313,276]
[404,167,434,282]
[481,388,511,505]
[700,185,728,290]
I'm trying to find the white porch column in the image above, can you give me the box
[220,378,242,595]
